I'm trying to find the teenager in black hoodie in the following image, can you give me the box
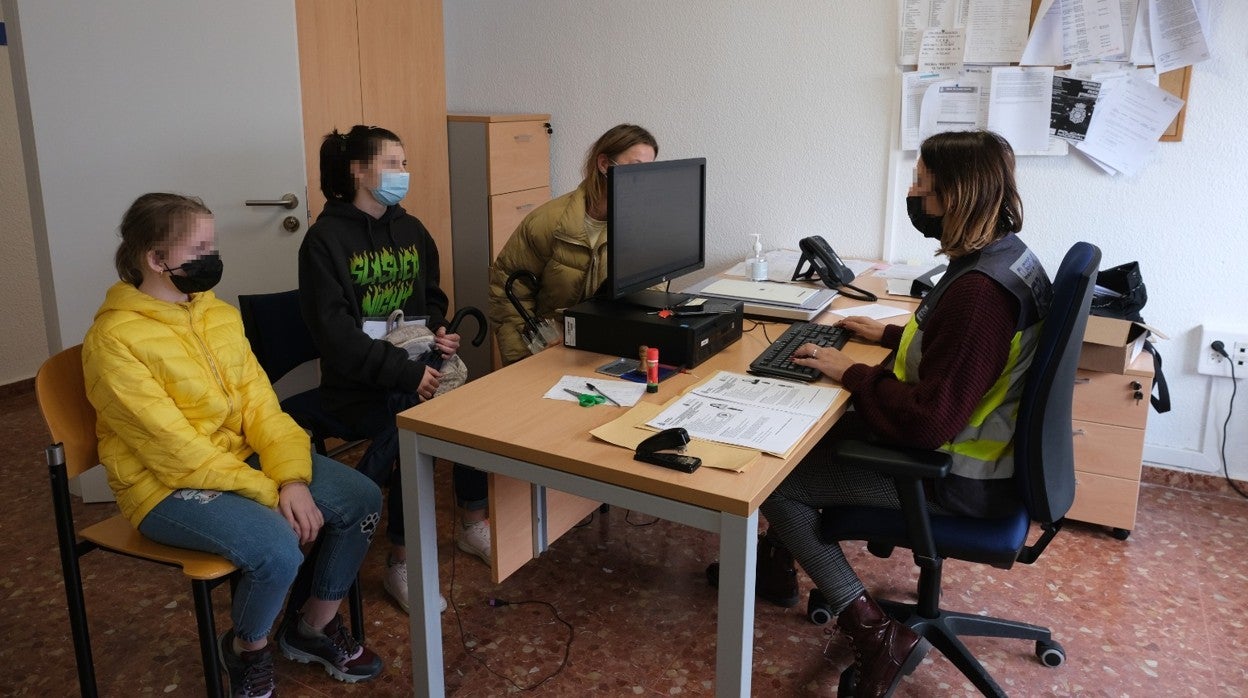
[298,125,490,614]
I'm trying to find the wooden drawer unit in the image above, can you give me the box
[487,120,551,193]
[1066,351,1154,536]
[489,186,551,253]
[447,113,552,378]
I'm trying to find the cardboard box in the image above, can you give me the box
[1079,316,1157,374]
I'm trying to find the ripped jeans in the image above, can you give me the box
[138,452,381,643]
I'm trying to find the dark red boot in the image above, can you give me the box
[835,592,928,697]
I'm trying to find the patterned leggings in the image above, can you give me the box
[759,413,950,616]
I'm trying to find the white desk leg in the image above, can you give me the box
[716,510,757,698]
[399,431,445,697]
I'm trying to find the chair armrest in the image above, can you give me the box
[832,440,952,481]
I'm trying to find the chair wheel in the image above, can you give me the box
[1111,527,1131,540]
[807,588,833,625]
[1036,639,1065,667]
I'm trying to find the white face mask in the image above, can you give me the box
[371,170,409,206]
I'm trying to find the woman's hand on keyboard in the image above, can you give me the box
[791,342,854,382]
[836,316,885,343]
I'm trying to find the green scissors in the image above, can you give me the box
[563,388,606,407]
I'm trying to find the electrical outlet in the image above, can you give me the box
[1197,326,1248,378]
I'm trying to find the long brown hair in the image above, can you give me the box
[580,124,659,215]
[919,130,1022,258]
[114,193,213,286]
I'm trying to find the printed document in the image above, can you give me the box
[1149,0,1209,73]
[1075,74,1183,175]
[987,66,1055,153]
[962,0,1031,65]
[646,371,841,457]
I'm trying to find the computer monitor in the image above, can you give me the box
[604,157,706,309]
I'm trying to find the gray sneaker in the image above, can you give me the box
[277,613,382,683]
[217,629,275,698]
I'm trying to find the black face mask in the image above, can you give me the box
[906,195,944,241]
[164,252,223,294]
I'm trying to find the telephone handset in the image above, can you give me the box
[792,235,878,302]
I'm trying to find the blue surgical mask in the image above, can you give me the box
[370,171,409,207]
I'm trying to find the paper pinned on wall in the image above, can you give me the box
[1149,0,1210,73]
[987,66,1055,153]
[1075,74,1184,175]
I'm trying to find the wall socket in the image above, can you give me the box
[1197,325,1248,378]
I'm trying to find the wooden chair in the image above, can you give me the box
[37,345,234,697]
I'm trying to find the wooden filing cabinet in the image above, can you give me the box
[448,114,599,584]
[447,113,552,378]
[1065,351,1154,538]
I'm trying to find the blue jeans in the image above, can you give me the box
[138,452,381,643]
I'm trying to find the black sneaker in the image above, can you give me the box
[278,612,382,683]
[217,629,276,698]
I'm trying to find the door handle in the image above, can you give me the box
[245,193,299,210]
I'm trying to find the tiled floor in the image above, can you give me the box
[4,386,1247,696]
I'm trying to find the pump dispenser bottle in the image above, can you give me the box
[748,234,768,281]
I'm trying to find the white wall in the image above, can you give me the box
[0,4,49,385]
[444,0,1248,480]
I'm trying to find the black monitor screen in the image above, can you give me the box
[606,158,706,307]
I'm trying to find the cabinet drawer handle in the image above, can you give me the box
[515,203,535,212]
[514,134,532,143]
[1072,428,1086,437]
[1074,377,1091,384]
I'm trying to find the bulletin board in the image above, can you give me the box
[1027,0,1192,142]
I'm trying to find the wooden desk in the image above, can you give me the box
[397,312,894,697]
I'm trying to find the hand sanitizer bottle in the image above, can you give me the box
[748,234,768,281]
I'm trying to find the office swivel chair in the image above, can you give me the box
[237,289,357,457]
[38,345,236,697]
[817,241,1100,697]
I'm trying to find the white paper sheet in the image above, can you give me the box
[962,0,1031,64]
[899,0,964,65]
[1061,0,1125,64]
[901,71,947,150]
[919,78,984,144]
[1021,0,1064,65]
[833,303,913,321]
[646,371,841,456]
[1075,74,1184,175]
[1149,0,1210,73]
[918,28,966,73]
[544,375,648,407]
[987,66,1055,153]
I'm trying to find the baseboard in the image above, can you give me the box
[1142,463,1248,498]
[0,377,35,401]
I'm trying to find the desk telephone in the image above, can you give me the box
[792,235,877,302]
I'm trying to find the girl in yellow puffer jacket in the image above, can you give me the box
[83,193,384,696]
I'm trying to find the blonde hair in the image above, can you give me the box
[114,193,213,286]
[919,130,1022,258]
[580,124,659,215]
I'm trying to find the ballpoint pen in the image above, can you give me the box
[585,382,622,407]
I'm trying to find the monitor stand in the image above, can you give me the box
[619,288,693,310]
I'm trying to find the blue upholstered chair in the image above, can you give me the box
[818,242,1101,696]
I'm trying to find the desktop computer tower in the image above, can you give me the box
[562,299,744,368]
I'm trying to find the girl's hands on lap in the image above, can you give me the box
[278,482,323,545]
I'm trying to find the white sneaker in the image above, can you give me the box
[455,520,493,566]
[384,558,447,613]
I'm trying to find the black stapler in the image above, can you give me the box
[634,427,702,473]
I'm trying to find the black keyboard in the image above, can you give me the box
[748,322,851,382]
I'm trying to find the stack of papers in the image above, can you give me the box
[646,371,842,457]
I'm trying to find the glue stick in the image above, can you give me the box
[646,347,660,393]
